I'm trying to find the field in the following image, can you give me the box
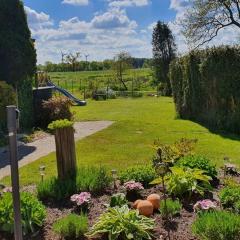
[2,97,240,186]
[49,68,155,96]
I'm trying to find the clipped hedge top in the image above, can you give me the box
[48,119,74,130]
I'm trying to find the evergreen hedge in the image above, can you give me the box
[170,46,240,134]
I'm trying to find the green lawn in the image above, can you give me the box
[2,97,240,186]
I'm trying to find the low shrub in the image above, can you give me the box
[151,166,212,198]
[177,155,217,178]
[160,199,182,218]
[192,211,240,240]
[0,192,46,235]
[219,186,240,213]
[86,205,155,240]
[53,213,88,239]
[37,166,112,201]
[48,119,74,131]
[119,165,157,187]
[110,193,128,208]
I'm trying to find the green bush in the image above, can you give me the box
[177,155,217,178]
[219,186,240,213]
[37,166,112,201]
[48,119,74,131]
[160,199,182,218]
[110,193,128,208]
[192,211,240,240]
[170,46,240,134]
[53,213,88,239]
[151,166,212,198]
[119,165,157,187]
[0,192,46,235]
[86,205,155,240]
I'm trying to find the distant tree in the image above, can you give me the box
[65,52,81,72]
[152,21,176,96]
[112,51,133,90]
[182,0,240,48]
[0,0,36,87]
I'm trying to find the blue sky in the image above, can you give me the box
[22,0,239,64]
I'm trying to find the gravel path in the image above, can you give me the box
[0,121,113,179]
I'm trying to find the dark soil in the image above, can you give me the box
[1,174,239,240]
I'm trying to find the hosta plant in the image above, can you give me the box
[86,205,155,240]
[0,192,46,235]
[110,193,128,208]
[151,166,212,198]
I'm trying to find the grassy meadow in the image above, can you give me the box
[2,97,240,186]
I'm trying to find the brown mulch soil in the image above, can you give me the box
[1,174,240,240]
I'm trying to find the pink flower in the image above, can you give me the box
[194,199,217,212]
[123,181,144,191]
[71,192,91,206]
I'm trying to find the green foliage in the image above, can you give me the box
[151,166,212,198]
[219,186,240,213]
[53,213,88,239]
[110,193,128,208]
[160,199,182,218]
[42,96,73,129]
[152,138,197,166]
[0,192,46,235]
[48,119,74,131]
[0,81,16,132]
[177,155,217,178]
[37,166,112,201]
[152,21,176,96]
[119,165,157,187]
[86,205,155,240]
[170,46,240,134]
[192,211,240,240]
[0,0,36,87]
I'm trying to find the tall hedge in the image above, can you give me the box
[0,0,36,130]
[170,46,240,134]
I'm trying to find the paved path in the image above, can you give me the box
[0,121,113,179]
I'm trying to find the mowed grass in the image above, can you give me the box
[2,97,240,186]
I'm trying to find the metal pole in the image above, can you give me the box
[7,106,23,240]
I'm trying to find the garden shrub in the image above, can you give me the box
[170,46,240,134]
[192,211,240,240]
[219,186,240,213]
[177,155,217,178]
[0,192,46,235]
[110,193,128,208]
[119,165,157,187]
[160,199,182,218]
[151,166,212,198]
[37,166,112,201]
[41,96,73,128]
[48,119,74,131]
[53,213,88,239]
[86,205,155,240]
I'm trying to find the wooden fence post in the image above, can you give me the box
[54,126,76,180]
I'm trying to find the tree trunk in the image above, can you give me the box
[54,127,76,180]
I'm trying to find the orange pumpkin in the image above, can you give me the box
[133,199,142,209]
[137,200,153,217]
[147,194,160,210]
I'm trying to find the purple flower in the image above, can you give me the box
[123,181,144,191]
[71,192,91,206]
[194,199,217,212]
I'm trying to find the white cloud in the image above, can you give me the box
[62,0,89,6]
[108,0,150,8]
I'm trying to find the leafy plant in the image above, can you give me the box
[53,213,88,239]
[119,165,157,187]
[151,166,212,198]
[219,186,240,213]
[110,193,128,208]
[192,211,240,240]
[0,192,46,235]
[152,138,197,166]
[86,205,155,240]
[160,199,182,219]
[177,155,217,178]
[48,119,74,131]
